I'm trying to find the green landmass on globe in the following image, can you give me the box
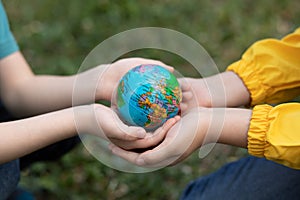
[116,64,182,131]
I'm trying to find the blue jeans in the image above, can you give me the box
[0,102,80,199]
[0,160,20,200]
[180,156,300,200]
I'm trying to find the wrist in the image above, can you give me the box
[182,107,212,148]
[96,65,114,101]
[202,71,250,107]
[197,108,221,145]
[73,104,99,135]
[73,65,109,105]
[217,108,252,148]
[222,71,251,107]
[195,107,252,148]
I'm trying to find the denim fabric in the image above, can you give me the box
[180,156,300,200]
[0,160,20,200]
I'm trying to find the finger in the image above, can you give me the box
[109,143,141,165]
[118,116,180,151]
[141,116,180,145]
[142,155,182,168]
[125,119,180,167]
[110,86,118,106]
[180,103,188,114]
[180,91,193,114]
[111,118,147,140]
[158,64,174,73]
[113,116,180,150]
[182,91,193,102]
[150,60,173,72]
[109,138,139,150]
[109,138,156,151]
[159,115,181,133]
[96,106,146,141]
[110,142,177,168]
[136,122,182,166]
[110,132,161,150]
[137,147,181,167]
[178,78,191,92]
[150,62,174,73]
[133,57,174,72]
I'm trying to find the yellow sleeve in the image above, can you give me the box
[248,103,300,169]
[227,28,300,106]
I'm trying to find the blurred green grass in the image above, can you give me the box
[3,0,300,199]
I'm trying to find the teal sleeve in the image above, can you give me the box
[0,1,19,59]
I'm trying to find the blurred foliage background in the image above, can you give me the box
[3,0,300,199]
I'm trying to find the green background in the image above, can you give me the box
[3,0,299,199]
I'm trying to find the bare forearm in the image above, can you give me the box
[0,52,109,116]
[217,108,252,148]
[3,70,111,117]
[198,108,252,148]
[20,65,108,116]
[220,71,250,107]
[5,75,75,116]
[0,52,170,117]
[0,108,77,164]
[204,71,251,107]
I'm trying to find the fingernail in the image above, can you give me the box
[137,129,146,138]
[137,158,145,165]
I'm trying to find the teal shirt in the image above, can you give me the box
[0,1,19,59]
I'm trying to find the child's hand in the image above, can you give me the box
[179,78,211,113]
[109,108,207,168]
[97,58,173,101]
[108,115,180,151]
[109,106,252,168]
[75,104,178,150]
[179,71,251,112]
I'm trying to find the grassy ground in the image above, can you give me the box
[3,0,300,199]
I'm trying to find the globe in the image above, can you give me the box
[115,64,182,131]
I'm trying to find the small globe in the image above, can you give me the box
[116,64,182,131]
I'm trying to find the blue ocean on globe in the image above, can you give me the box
[116,64,182,131]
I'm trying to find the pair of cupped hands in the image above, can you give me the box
[78,57,212,168]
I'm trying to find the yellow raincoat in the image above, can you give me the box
[227,28,300,169]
